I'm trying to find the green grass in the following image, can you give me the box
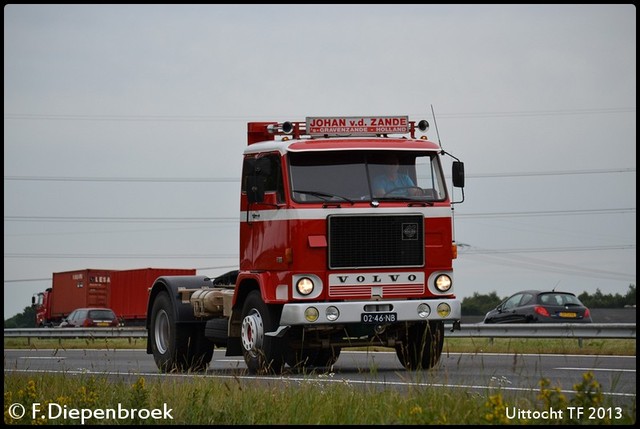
[443,337,636,356]
[4,337,636,356]
[4,371,636,425]
[4,337,636,424]
[4,337,147,350]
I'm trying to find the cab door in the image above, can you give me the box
[240,153,287,271]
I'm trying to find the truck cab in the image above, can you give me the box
[32,288,57,328]
[146,116,465,374]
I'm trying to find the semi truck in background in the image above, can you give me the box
[32,267,196,327]
[145,115,465,374]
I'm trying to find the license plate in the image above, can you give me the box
[96,322,110,326]
[361,313,397,323]
[559,312,577,318]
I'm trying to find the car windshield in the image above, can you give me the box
[538,293,583,306]
[288,150,447,203]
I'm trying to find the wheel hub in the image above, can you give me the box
[241,310,264,356]
[154,309,169,354]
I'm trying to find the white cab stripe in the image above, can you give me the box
[240,206,452,222]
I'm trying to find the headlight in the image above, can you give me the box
[326,306,339,321]
[296,277,314,296]
[437,303,451,318]
[417,303,431,318]
[434,274,452,292]
[304,307,319,322]
[292,274,323,299]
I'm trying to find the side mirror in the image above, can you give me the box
[245,157,272,204]
[247,175,265,204]
[452,161,465,188]
[255,157,271,176]
[247,157,272,176]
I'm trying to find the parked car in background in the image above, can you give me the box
[483,290,592,323]
[58,308,120,328]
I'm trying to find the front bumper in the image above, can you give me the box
[279,298,461,325]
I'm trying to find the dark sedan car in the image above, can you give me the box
[58,308,120,328]
[483,290,592,323]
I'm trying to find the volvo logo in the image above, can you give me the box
[402,223,418,240]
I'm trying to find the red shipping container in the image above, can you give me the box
[50,269,115,318]
[108,268,196,323]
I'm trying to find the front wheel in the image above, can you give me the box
[395,321,444,370]
[240,290,285,374]
[149,292,213,373]
[285,346,342,371]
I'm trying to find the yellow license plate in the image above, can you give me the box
[559,312,577,318]
[96,322,109,326]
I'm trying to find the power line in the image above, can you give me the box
[460,246,636,282]
[4,264,240,284]
[4,107,635,122]
[4,167,635,183]
[4,216,236,223]
[3,114,254,122]
[4,245,634,260]
[455,208,636,219]
[4,176,240,182]
[466,168,635,178]
[4,208,634,223]
[424,107,635,119]
[460,244,635,254]
[4,277,52,283]
[4,253,237,259]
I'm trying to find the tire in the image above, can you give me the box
[305,347,341,368]
[286,347,342,371]
[149,292,214,373]
[395,321,444,370]
[240,290,285,374]
[205,318,229,346]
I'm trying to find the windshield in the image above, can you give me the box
[538,293,584,306]
[288,150,446,203]
[88,309,116,320]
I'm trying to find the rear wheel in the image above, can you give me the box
[240,290,286,374]
[395,321,444,370]
[149,292,213,372]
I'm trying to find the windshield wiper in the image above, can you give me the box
[293,190,354,204]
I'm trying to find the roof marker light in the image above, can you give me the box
[282,121,294,134]
[266,123,278,134]
[418,120,429,132]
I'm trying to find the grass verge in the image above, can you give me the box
[4,337,636,356]
[4,371,636,425]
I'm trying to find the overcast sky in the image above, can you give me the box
[4,4,636,319]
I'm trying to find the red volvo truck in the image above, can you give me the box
[145,115,465,374]
[32,267,196,327]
